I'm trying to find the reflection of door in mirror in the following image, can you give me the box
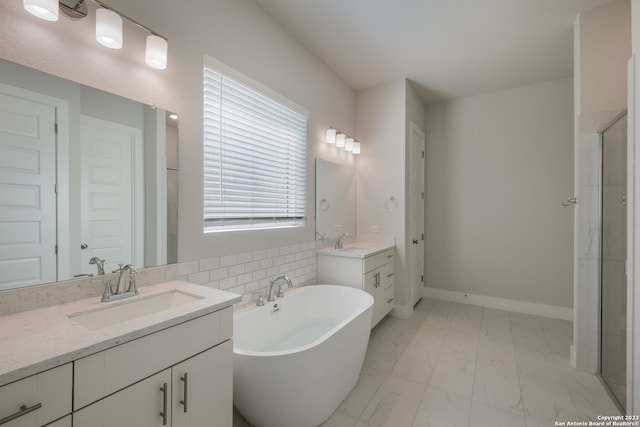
[0,58,175,290]
[79,116,143,276]
[0,90,57,289]
[166,113,178,264]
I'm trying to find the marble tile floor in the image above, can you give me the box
[234,298,621,427]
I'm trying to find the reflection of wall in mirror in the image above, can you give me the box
[315,159,356,240]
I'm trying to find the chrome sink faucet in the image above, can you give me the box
[335,232,352,249]
[268,275,293,302]
[101,264,138,302]
[89,257,106,275]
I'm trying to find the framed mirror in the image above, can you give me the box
[0,57,177,291]
[315,159,356,240]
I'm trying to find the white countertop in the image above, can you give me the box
[316,242,394,259]
[0,280,240,387]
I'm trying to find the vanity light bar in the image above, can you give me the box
[23,0,169,70]
[325,127,361,155]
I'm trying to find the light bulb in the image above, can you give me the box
[326,128,336,144]
[146,34,168,70]
[23,0,58,21]
[345,137,354,151]
[96,8,123,49]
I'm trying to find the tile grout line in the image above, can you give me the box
[507,311,528,425]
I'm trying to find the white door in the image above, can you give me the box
[0,92,57,289]
[79,116,143,275]
[409,122,425,307]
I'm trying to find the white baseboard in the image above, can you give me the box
[570,344,577,368]
[390,303,413,319]
[423,287,574,321]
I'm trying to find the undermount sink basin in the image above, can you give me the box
[68,290,204,331]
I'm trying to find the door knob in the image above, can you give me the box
[80,243,88,249]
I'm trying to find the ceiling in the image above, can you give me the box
[254,0,620,104]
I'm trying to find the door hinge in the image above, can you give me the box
[55,245,58,255]
[54,184,57,194]
[421,233,424,241]
[421,151,425,158]
[54,123,58,134]
[421,275,424,282]
[421,192,425,200]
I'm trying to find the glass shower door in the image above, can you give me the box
[600,113,627,410]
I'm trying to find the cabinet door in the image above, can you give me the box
[364,268,384,327]
[172,340,232,427]
[73,369,172,427]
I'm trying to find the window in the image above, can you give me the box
[203,56,308,232]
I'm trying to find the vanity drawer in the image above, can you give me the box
[74,307,231,410]
[0,363,72,427]
[363,252,385,273]
[384,286,395,314]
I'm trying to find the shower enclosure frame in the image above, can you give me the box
[597,110,628,413]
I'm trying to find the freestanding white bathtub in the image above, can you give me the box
[233,284,373,427]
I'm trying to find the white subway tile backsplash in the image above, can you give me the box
[187,271,210,285]
[229,264,245,277]
[210,267,229,281]
[237,272,253,285]
[245,261,260,273]
[176,261,198,276]
[173,241,317,308]
[238,252,253,264]
[199,257,220,271]
[220,277,237,290]
[252,249,267,261]
[220,254,238,267]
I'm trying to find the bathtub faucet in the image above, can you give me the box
[268,275,293,302]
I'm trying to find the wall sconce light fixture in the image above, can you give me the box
[23,0,59,21]
[23,0,169,70]
[325,127,361,155]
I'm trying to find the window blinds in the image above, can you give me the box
[203,60,308,232]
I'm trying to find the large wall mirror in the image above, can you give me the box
[0,58,178,291]
[315,159,356,240]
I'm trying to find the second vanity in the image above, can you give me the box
[0,281,240,427]
[317,242,395,327]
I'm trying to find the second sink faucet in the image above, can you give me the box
[268,275,293,302]
[335,232,352,249]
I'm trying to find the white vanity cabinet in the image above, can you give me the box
[73,341,231,427]
[0,364,72,427]
[318,247,395,327]
[73,308,233,427]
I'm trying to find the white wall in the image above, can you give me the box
[573,0,631,373]
[355,79,406,299]
[424,79,574,310]
[0,0,356,263]
[355,79,425,310]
